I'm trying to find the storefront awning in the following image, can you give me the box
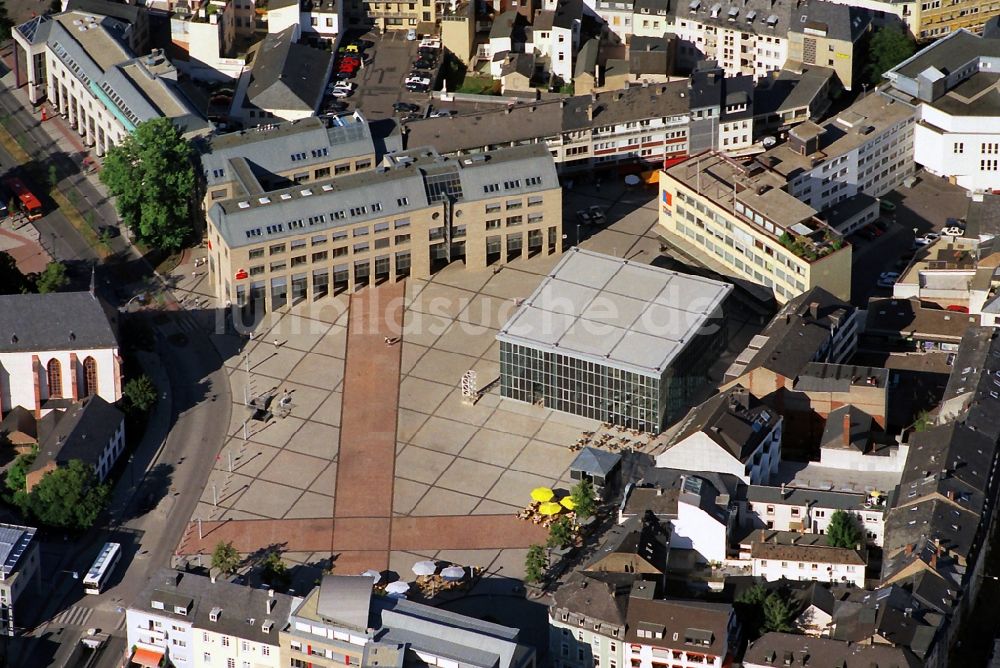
[132,648,165,667]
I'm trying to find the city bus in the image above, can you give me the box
[3,176,43,221]
[83,542,122,595]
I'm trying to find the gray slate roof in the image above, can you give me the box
[744,632,922,667]
[210,143,558,249]
[665,385,779,462]
[31,395,124,476]
[570,446,621,477]
[131,568,296,645]
[247,26,333,113]
[0,291,117,353]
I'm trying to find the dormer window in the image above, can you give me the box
[151,600,165,610]
[174,605,188,616]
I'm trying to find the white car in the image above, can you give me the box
[329,81,355,92]
[943,226,963,236]
[406,76,431,87]
[329,87,354,98]
[924,232,941,242]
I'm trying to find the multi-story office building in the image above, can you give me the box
[125,568,295,668]
[762,91,916,212]
[0,525,39,637]
[667,0,869,89]
[12,10,204,155]
[281,575,536,668]
[885,29,1000,194]
[206,143,561,313]
[658,152,853,304]
[169,0,245,82]
[200,112,382,211]
[497,249,732,432]
[344,0,439,31]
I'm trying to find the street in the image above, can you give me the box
[0,51,234,668]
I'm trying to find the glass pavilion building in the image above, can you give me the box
[498,249,732,433]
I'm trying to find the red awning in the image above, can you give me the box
[132,648,164,667]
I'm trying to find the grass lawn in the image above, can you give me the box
[457,76,501,95]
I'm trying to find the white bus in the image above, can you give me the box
[83,542,122,595]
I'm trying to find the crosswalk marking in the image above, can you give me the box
[50,605,93,628]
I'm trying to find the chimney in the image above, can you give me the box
[808,302,819,319]
[905,543,913,555]
[587,104,594,121]
[266,598,277,614]
[656,486,664,497]
[842,411,851,447]
[781,482,788,499]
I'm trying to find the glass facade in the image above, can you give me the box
[499,342,665,433]
[499,320,725,434]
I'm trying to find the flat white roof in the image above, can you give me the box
[497,249,732,376]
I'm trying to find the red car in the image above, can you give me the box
[946,304,970,313]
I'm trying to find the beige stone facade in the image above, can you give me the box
[206,144,562,314]
[658,152,852,304]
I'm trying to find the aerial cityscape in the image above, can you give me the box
[0,0,998,665]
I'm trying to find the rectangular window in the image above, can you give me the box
[249,248,264,259]
[269,244,286,255]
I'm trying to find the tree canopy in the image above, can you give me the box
[570,478,596,520]
[123,374,159,414]
[736,584,796,638]
[212,541,241,575]
[865,26,916,85]
[4,447,37,508]
[100,118,196,251]
[35,262,68,293]
[547,516,575,550]
[524,545,547,584]
[0,1,13,42]
[261,551,291,589]
[826,510,864,548]
[24,460,110,529]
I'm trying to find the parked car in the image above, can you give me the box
[576,210,594,225]
[323,100,348,114]
[405,82,429,92]
[943,226,964,236]
[879,271,900,282]
[924,232,941,242]
[912,238,930,248]
[330,81,356,92]
[947,304,970,313]
[329,87,354,98]
[393,102,420,113]
[879,199,897,213]
[399,113,422,123]
[413,59,435,70]
[406,28,417,40]
[430,109,454,117]
[588,205,606,224]
[876,277,897,288]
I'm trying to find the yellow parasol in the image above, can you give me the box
[531,487,555,503]
[538,501,563,516]
[560,496,576,510]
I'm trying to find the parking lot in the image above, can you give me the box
[335,32,443,121]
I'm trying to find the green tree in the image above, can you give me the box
[569,479,596,520]
[4,447,37,509]
[47,164,59,189]
[0,251,28,295]
[524,544,547,584]
[762,592,795,633]
[0,0,13,41]
[547,516,575,550]
[735,584,767,638]
[35,262,68,293]
[100,118,196,251]
[826,510,864,549]
[25,460,110,529]
[212,541,241,575]
[261,551,290,588]
[123,374,158,414]
[912,409,932,432]
[865,26,916,85]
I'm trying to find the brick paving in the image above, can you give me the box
[177,280,547,569]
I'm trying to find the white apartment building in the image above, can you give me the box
[763,91,916,213]
[630,0,670,37]
[886,30,1000,194]
[626,596,737,668]
[0,292,121,416]
[170,0,245,81]
[745,485,889,546]
[667,0,868,89]
[13,10,204,156]
[0,525,40,637]
[748,530,867,587]
[530,0,582,84]
[593,0,634,39]
[267,0,342,47]
[656,386,783,485]
[125,569,294,668]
